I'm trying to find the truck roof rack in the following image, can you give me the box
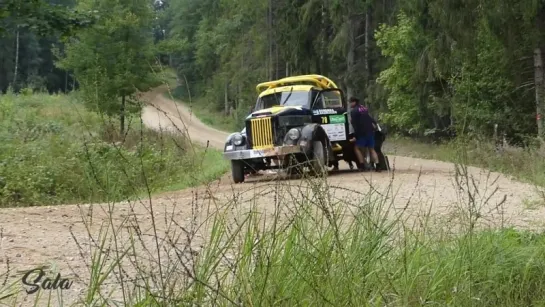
[256,74,338,94]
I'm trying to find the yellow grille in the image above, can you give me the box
[250,117,274,149]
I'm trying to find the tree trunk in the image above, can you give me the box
[320,2,325,74]
[120,95,126,135]
[224,81,229,115]
[345,17,359,100]
[13,28,19,87]
[268,0,273,80]
[364,8,371,90]
[275,37,279,79]
[346,17,357,135]
[534,47,544,139]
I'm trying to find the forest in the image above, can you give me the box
[2,0,545,144]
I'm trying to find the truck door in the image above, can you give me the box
[310,88,349,142]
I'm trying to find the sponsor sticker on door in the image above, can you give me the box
[322,124,346,141]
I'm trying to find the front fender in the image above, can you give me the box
[224,131,248,152]
[297,124,331,156]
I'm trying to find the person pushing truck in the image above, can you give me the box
[349,97,380,172]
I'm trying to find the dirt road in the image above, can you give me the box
[1,87,544,306]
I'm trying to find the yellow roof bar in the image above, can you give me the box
[256,74,339,94]
[258,85,316,98]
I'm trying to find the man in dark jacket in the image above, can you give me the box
[349,97,380,171]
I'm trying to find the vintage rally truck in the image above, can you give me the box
[222,74,379,183]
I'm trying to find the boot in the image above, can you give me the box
[357,162,366,172]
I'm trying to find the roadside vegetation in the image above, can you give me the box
[4,166,545,306]
[0,88,228,208]
[385,135,545,188]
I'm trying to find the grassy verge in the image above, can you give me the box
[384,135,545,187]
[168,192,545,306]
[0,89,229,208]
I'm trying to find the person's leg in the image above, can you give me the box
[374,132,387,171]
[357,146,369,170]
[354,138,366,167]
[364,134,379,170]
[357,135,373,170]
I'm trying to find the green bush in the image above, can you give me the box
[0,91,229,207]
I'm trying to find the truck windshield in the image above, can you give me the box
[255,90,309,110]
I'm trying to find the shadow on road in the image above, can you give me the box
[242,168,388,184]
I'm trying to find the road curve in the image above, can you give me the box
[0,86,543,305]
[141,86,229,150]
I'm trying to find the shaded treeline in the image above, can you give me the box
[3,0,545,143]
[159,0,545,144]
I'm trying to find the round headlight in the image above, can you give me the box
[233,133,244,146]
[287,128,300,141]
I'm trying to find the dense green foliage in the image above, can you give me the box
[0,90,228,207]
[4,0,545,142]
[56,0,161,133]
[158,0,545,143]
[0,0,96,93]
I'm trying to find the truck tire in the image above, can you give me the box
[309,140,328,177]
[231,160,245,183]
[282,155,303,177]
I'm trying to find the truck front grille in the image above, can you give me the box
[249,117,274,149]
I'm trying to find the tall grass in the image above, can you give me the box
[3,161,544,306]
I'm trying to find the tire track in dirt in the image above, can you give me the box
[1,86,543,306]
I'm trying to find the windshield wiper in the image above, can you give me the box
[281,87,294,106]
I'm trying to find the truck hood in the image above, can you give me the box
[247,105,308,118]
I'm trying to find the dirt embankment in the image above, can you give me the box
[0,87,543,306]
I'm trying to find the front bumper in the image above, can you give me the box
[223,145,303,160]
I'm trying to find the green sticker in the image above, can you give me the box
[329,115,345,124]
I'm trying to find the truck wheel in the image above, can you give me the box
[283,155,302,177]
[287,164,304,176]
[231,160,245,183]
[309,140,328,177]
